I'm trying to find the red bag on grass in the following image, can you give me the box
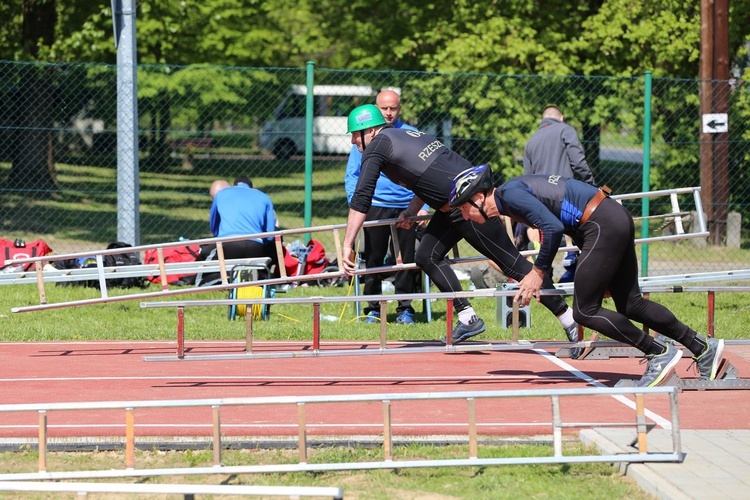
[143,244,201,284]
[0,238,53,271]
[282,239,329,277]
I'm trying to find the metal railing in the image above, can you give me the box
[0,386,682,481]
[138,268,750,361]
[8,186,707,314]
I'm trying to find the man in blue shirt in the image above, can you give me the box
[345,90,428,325]
[204,176,278,278]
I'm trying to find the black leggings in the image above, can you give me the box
[415,208,568,316]
[362,206,420,315]
[572,198,699,354]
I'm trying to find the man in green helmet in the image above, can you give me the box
[344,91,427,325]
[341,104,582,352]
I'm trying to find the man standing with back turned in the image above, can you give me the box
[523,105,596,184]
[345,90,427,325]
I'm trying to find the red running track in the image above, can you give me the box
[1,340,749,440]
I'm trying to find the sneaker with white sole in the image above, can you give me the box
[635,342,683,387]
[442,315,486,344]
[693,337,725,380]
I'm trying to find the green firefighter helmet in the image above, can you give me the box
[347,104,387,133]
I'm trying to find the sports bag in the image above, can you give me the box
[283,239,329,277]
[144,244,201,285]
[103,242,147,289]
[0,238,53,272]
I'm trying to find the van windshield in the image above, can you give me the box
[278,95,306,119]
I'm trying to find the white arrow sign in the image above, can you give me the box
[702,113,728,134]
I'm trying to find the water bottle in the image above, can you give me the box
[318,314,339,322]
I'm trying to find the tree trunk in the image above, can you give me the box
[7,0,58,196]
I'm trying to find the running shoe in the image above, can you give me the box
[565,323,583,359]
[364,311,380,324]
[442,315,486,344]
[635,343,683,387]
[396,310,415,325]
[693,337,725,380]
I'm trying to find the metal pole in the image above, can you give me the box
[304,61,315,243]
[176,307,185,359]
[641,71,653,276]
[551,396,562,457]
[297,403,307,464]
[382,401,392,461]
[312,302,321,350]
[37,411,47,472]
[113,0,140,246]
[125,408,135,468]
[467,398,478,459]
[445,300,454,345]
[212,406,222,466]
[635,394,648,453]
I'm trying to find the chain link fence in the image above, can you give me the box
[1,60,749,275]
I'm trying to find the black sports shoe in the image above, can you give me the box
[564,323,583,359]
[442,315,486,344]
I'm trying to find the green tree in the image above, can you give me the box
[568,0,701,78]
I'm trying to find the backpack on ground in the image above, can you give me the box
[103,242,147,289]
[52,255,99,288]
[143,244,201,285]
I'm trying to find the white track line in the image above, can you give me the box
[532,345,673,429]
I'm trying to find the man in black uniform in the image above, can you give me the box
[341,104,580,349]
[448,165,725,386]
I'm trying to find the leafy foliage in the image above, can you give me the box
[2,0,750,227]
[0,0,746,79]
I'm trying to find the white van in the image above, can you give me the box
[259,85,378,159]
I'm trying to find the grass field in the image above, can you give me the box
[0,444,652,500]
